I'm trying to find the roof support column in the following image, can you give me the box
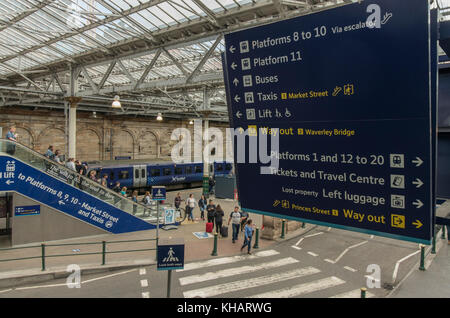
[202,87,212,197]
[65,97,82,159]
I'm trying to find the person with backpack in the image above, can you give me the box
[228,206,242,243]
[240,219,255,255]
[206,199,216,232]
[214,204,225,237]
[198,194,207,221]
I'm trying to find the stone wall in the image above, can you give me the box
[0,108,230,163]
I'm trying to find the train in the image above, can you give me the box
[85,158,233,192]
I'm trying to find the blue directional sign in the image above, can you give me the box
[223,0,434,244]
[0,156,154,233]
[15,205,40,216]
[157,238,184,271]
[152,186,166,201]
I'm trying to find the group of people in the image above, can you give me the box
[174,192,255,254]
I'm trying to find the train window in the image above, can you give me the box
[226,164,232,171]
[175,167,183,175]
[142,169,146,176]
[119,171,129,179]
[216,164,223,171]
[109,171,114,180]
[195,166,202,173]
[163,168,172,176]
[135,169,139,179]
[185,166,192,174]
[151,169,161,177]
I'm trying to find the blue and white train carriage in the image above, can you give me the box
[85,159,233,192]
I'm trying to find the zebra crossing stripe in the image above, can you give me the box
[141,292,150,298]
[183,266,320,298]
[179,257,299,286]
[330,289,375,298]
[177,250,279,272]
[247,276,345,298]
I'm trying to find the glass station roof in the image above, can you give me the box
[0,0,251,75]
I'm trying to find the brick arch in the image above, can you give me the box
[112,128,136,159]
[136,129,160,159]
[37,126,66,154]
[76,128,102,162]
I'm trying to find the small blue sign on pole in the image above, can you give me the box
[157,238,184,271]
[152,186,166,201]
[15,205,40,216]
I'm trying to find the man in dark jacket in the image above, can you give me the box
[214,204,225,236]
[206,199,216,230]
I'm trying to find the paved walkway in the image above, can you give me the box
[390,237,450,298]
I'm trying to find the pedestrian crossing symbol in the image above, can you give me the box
[157,238,184,271]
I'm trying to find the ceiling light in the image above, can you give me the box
[156,113,163,121]
[112,95,121,108]
[189,120,194,125]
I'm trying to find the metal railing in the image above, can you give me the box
[0,238,157,271]
[0,138,162,220]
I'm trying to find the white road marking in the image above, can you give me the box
[141,292,150,298]
[391,249,421,284]
[291,246,302,250]
[15,283,67,290]
[248,276,345,298]
[331,241,368,264]
[307,252,318,257]
[330,289,375,298]
[343,266,357,272]
[139,268,146,275]
[81,269,137,284]
[365,275,381,285]
[294,232,323,247]
[324,259,335,264]
[179,257,299,286]
[183,266,320,298]
[177,250,279,272]
[0,289,12,294]
[140,279,148,288]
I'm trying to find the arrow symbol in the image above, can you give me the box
[58,200,65,205]
[231,62,237,70]
[234,95,241,103]
[412,220,423,229]
[6,180,14,185]
[412,178,424,188]
[233,78,239,86]
[229,45,236,53]
[412,157,423,167]
[236,111,242,119]
[412,199,423,209]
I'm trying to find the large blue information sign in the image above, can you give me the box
[223,0,434,244]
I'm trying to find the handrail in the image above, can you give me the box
[0,238,157,269]
[0,138,151,215]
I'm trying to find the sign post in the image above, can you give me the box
[157,238,184,298]
[152,186,166,254]
[223,0,434,244]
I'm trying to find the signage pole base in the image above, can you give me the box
[167,270,172,298]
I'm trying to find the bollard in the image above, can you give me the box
[431,235,436,254]
[211,232,218,256]
[360,288,367,298]
[302,222,306,229]
[253,227,260,249]
[102,241,106,265]
[41,244,46,271]
[281,219,286,239]
[419,244,426,271]
[442,225,446,240]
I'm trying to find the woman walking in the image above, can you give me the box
[240,219,255,255]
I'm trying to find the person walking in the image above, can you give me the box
[228,206,242,243]
[240,210,249,232]
[174,192,183,210]
[131,190,138,215]
[186,193,196,222]
[100,174,108,187]
[65,158,76,171]
[240,219,255,255]
[214,204,225,237]
[5,126,18,155]
[44,145,55,159]
[206,199,216,231]
[143,191,151,216]
[198,194,207,221]
[88,170,97,182]
[54,150,62,163]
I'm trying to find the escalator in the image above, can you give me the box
[0,139,157,235]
